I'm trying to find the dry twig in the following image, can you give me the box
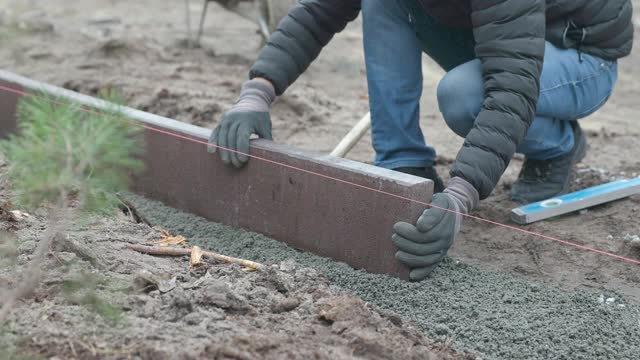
[127,244,264,270]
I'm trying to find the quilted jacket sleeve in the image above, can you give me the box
[450,0,546,199]
[249,0,361,95]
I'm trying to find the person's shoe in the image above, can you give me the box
[511,121,587,204]
[394,166,445,193]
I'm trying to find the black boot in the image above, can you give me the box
[394,166,445,193]
[511,121,587,204]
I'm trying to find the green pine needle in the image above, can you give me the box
[0,89,144,213]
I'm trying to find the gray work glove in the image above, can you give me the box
[208,79,276,167]
[392,177,479,281]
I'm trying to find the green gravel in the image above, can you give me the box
[125,193,640,360]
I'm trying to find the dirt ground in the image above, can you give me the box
[0,153,469,359]
[1,0,640,357]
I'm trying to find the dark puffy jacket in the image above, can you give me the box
[249,0,634,199]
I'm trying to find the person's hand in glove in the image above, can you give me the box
[208,78,276,168]
[392,177,479,281]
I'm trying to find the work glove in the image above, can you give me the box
[208,78,276,168]
[392,177,479,281]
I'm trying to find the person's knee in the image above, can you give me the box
[437,60,483,137]
[437,78,474,137]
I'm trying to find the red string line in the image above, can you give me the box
[1,84,639,266]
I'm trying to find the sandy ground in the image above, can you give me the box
[1,0,640,358]
[0,155,467,359]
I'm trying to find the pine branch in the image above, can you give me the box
[0,90,144,324]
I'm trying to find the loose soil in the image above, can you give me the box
[123,193,640,360]
[1,1,640,358]
[0,157,467,360]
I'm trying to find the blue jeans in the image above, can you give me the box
[362,0,618,168]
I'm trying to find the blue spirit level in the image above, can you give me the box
[511,177,640,225]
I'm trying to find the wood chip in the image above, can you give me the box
[147,229,187,247]
[189,246,203,271]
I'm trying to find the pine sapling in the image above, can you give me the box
[0,90,144,323]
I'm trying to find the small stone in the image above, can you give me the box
[598,295,605,304]
[56,252,77,263]
[9,210,30,221]
[434,324,450,336]
[279,260,297,272]
[606,235,614,241]
[17,240,36,254]
[207,309,226,321]
[158,277,177,293]
[183,312,203,325]
[606,298,616,305]
[271,297,300,313]
[134,270,178,293]
[579,209,589,215]
[140,299,157,318]
[623,234,640,242]
[183,272,211,290]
